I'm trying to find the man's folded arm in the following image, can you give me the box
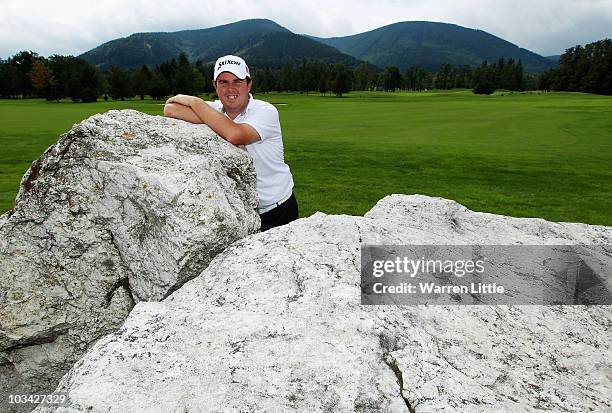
[164,96,261,145]
[163,102,203,124]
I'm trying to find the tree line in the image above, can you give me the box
[0,51,533,100]
[538,39,612,95]
[1,39,609,101]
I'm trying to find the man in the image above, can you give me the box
[163,55,297,232]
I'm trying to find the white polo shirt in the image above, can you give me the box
[208,94,294,210]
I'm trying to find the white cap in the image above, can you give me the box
[213,55,251,81]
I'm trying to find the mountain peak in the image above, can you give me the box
[313,21,555,72]
[80,19,555,73]
[80,19,364,69]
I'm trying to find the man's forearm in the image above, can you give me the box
[190,99,260,145]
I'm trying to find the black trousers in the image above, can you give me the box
[260,192,298,232]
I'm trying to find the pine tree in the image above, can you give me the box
[174,53,196,95]
[330,64,352,97]
[0,62,21,97]
[133,65,151,100]
[149,70,171,100]
[472,61,496,95]
[8,51,38,97]
[435,64,452,89]
[107,66,132,100]
[382,66,402,91]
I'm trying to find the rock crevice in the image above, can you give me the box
[28,195,612,412]
[0,110,260,412]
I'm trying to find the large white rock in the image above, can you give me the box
[0,110,259,411]
[34,195,612,412]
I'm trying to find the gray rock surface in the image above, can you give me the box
[0,110,259,411]
[35,195,611,412]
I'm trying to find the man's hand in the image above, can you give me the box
[165,94,202,108]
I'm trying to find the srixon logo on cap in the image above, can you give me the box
[217,59,241,69]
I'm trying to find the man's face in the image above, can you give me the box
[214,71,252,116]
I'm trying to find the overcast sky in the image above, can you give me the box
[1,0,611,59]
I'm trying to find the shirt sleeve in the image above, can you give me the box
[239,103,281,141]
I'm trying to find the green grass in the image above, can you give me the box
[1,90,611,225]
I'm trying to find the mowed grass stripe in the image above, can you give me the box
[0,90,610,225]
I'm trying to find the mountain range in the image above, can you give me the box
[80,18,558,73]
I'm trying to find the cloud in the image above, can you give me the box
[1,0,610,59]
